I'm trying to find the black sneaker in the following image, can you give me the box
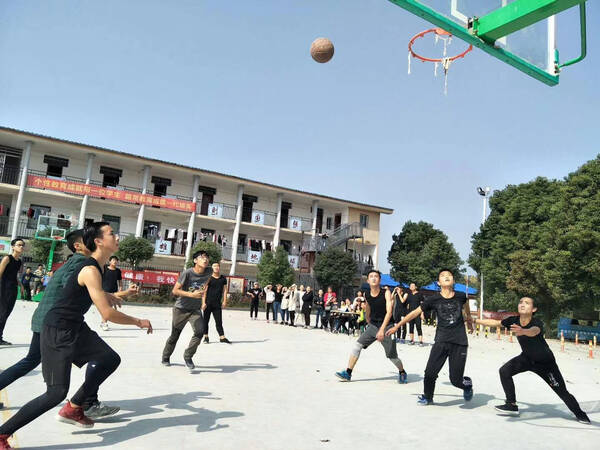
[495,402,519,416]
[203,336,209,344]
[0,339,12,346]
[576,412,591,424]
[161,358,171,367]
[220,338,232,344]
[184,358,195,372]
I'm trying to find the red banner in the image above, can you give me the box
[27,175,196,213]
[122,269,180,285]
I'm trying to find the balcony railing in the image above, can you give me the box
[198,202,237,220]
[0,217,37,239]
[0,164,21,186]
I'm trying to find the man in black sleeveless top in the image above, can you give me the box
[388,269,474,405]
[0,238,25,345]
[0,222,153,448]
[335,270,408,384]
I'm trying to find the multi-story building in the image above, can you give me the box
[0,127,393,282]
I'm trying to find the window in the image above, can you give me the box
[102,215,121,234]
[280,201,291,228]
[143,220,160,243]
[26,204,51,229]
[326,217,332,230]
[198,186,217,215]
[242,195,257,223]
[316,208,323,234]
[44,155,68,178]
[100,166,122,188]
[359,214,369,228]
[151,176,171,198]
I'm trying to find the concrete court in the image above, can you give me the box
[0,301,599,450]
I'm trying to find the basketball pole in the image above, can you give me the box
[477,187,490,332]
[47,239,58,272]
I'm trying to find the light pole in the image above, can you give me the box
[476,186,490,329]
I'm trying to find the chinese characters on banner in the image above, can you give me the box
[207,203,223,218]
[154,239,172,255]
[122,270,180,285]
[247,250,262,264]
[27,175,196,213]
[288,255,299,269]
[251,211,264,225]
[289,216,302,231]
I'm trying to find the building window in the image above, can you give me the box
[359,214,369,228]
[26,204,51,229]
[198,186,217,215]
[280,201,291,228]
[242,194,257,223]
[326,217,332,230]
[151,176,171,198]
[100,166,123,188]
[44,155,68,178]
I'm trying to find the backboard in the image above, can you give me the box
[35,215,78,242]
[388,0,588,86]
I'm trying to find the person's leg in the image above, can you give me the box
[162,308,188,361]
[183,310,204,360]
[315,309,322,328]
[499,354,531,404]
[0,285,18,340]
[289,311,295,326]
[415,317,423,343]
[273,302,281,322]
[447,343,469,390]
[212,308,225,337]
[252,300,259,318]
[0,332,41,390]
[400,318,407,340]
[304,310,311,327]
[423,342,449,401]
[409,319,415,343]
[533,360,587,417]
[203,305,213,338]
[336,324,377,381]
[22,285,31,301]
[381,327,404,372]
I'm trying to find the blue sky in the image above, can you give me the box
[1,1,598,272]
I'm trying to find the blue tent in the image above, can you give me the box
[420,282,478,295]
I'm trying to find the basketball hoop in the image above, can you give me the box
[408,28,473,95]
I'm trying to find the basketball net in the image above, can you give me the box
[408,28,472,95]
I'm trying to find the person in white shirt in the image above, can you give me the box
[263,285,276,323]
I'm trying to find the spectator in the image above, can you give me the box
[100,255,122,331]
[301,286,314,329]
[280,286,290,324]
[288,284,299,326]
[42,271,53,288]
[314,289,325,329]
[20,267,34,301]
[32,264,45,295]
[392,286,409,343]
[356,300,367,333]
[264,284,275,322]
[248,282,262,320]
[353,291,365,310]
[323,286,337,331]
[273,284,283,324]
[297,284,306,324]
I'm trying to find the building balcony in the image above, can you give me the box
[0,163,21,186]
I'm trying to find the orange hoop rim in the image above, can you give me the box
[408,28,473,63]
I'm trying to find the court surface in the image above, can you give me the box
[1,301,598,449]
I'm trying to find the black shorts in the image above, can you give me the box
[41,322,114,386]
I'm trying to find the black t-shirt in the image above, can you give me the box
[406,291,424,311]
[366,289,387,327]
[21,272,34,285]
[44,257,102,330]
[501,316,554,363]
[302,291,314,307]
[422,291,468,345]
[1,255,21,286]
[205,275,227,307]
[248,288,262,301]
[102,267,122,293]
[274,290,283,302]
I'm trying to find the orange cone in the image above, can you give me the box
[589,341,594,359]
[561,331,565,352]
[497,327,501,341]
[575,332,579,346]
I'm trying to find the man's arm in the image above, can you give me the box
[377,289,394,341]
[0,256,9,278]
[475,318,502,328]
[511,324,541,337]
[113,283,140,299]
[364,301,370,324]
[172,281,203,299]
[385,306,423,336]
[80,266,152,333]
[463,301,474,332]
[222,282,228,308]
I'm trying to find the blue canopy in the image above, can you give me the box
[420,282,478,295]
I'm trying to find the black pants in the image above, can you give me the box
[203,305,224,336]
[424,342,469,400]
[21,284,32,301]
[499,353,585,416]
[289,311,296,326]
[302,307,311,327]
[410,316,422,337]
[399,316,408,339]
[0,324,120,436]
[162,307,204,360]
[250,299,259,318]
[324,310,331,329]
[265,302,274,320]
[0,284,18,339]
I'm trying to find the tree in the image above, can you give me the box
[31,232,65,266]
[314,247,357,291]
[115,235,155,269]
[257,247,295,286]
[388,221,463,287]
[185,241,222,268]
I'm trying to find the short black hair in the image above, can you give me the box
[11,238,24,247]
[367,269,381,279]
[109,255,119,262]
[83,222,109,252]
[192,250,208,261]
[66,229,84,253]
[437,268,455,280]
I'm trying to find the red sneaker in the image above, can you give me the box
[57,402,94,428]
[0,434,12,449]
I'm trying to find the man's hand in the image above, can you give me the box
[202,302,207,311]
[385,325,399,337]
[126,284,140,297]
[190,290,203,299]
[510,324,525,336]
[376,329,385,342]
[466,318,475,333]
[107,294,122,309]
[137,319,153,334]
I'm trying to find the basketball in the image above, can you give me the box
[310,37,334,63]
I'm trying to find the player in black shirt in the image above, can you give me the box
[202,263,231,344]
[100,255,122,331]
[335,270,407,384]
[406,283,424,346]
[247,282,262,319]
[476,297,590,423]
[388,269,474,405]
[0,222,153,447]
[0,238,24,345]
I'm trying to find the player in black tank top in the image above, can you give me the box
[0,223,153,443]
[335,270,408,384]
[0,238,25,345]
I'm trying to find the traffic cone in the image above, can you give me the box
[497,327,501,341]
[485,326,489,339]
[589,341,594,359]
[560,331,565,352]
[575,332,579,346]
[594,336,597,349]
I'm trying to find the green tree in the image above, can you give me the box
[314,247,357,291]
[257,247,295,286]
[185,241,222,268]
[31,231,65,266]
[388,221,463,287]
[115,235,155,269]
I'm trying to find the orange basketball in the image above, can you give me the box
[310,38,334,63]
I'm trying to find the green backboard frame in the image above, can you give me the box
[388,0,588,86]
